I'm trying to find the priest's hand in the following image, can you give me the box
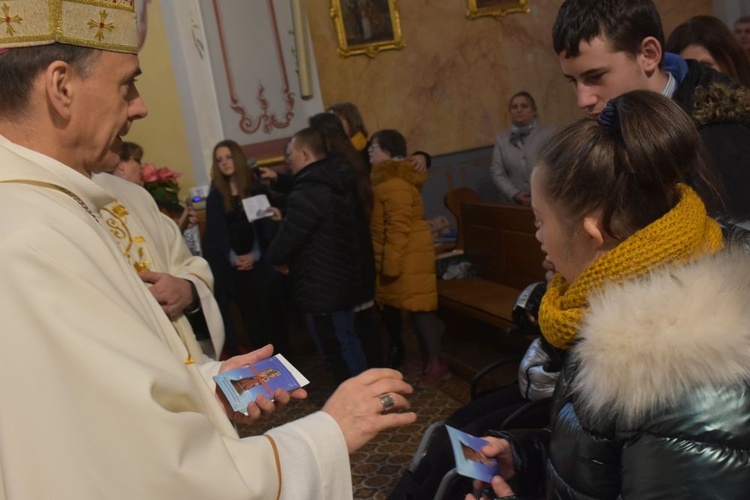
[322,368,416,453]
[217,344,308,424]
[139,271,194,319]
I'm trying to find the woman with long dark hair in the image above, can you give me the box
[666,15,750,87]
[204,140,285,358]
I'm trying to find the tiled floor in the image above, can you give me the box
[237,330,471,499]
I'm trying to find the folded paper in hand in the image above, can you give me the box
[242,194,273,222]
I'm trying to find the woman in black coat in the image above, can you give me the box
[204,140,285,358]
[471,91,750,500]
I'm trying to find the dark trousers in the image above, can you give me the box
[381,305,443,361]
[216,262,286,356]
[306,309,368,383]
[355,306,385,368]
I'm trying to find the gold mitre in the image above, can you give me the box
[0,0,137,54]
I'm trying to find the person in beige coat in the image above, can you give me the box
[369,129,449,386]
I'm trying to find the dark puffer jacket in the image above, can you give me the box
[668,55,750,220]
[266,158,360,314]
[500,248,750,499]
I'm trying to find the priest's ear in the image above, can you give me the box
[44,61,77,120]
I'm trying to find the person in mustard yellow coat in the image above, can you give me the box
[369,129,449,386]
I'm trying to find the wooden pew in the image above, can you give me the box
[437,200,546,383]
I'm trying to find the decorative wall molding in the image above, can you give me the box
[212,0,295,135]
[158,0,324,185]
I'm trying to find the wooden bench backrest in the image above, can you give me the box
[461,202,547,289]
[444,188,482,250]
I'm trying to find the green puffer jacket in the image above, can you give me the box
[500,247,750,499]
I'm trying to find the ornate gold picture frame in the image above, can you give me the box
[466,0,530,20]
[330,0,405,58]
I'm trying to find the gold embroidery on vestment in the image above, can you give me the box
[1,4,23,36]
[87,9,113,41]
[100,201,151,272]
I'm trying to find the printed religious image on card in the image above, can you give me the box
[213,354,309,414]
[446,425,499,483]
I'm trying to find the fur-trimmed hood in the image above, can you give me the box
[692,83,750,128]
[673,59,750,128]
[572,247,750,425]
[370,159,427,190]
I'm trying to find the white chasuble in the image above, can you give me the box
[0,135,352,499]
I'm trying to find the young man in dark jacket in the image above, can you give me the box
[266,127,367,383]
[552,0,750,221]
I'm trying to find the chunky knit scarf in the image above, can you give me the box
[351,131,369,153]
[539,184,724,349]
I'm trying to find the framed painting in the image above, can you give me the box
[330,0,405,58]
[466,0,530,20]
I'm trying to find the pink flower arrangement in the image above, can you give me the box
[140,162,181,184]
[140,162,182,210]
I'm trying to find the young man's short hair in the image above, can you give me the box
[552,0,665,58]
[293,127,327,159]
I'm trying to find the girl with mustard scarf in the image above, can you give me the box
[470,91,750,500]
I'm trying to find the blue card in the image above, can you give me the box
[213,354,309,414]
[446,425,499,483]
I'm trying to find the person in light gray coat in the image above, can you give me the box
[490,91,555,205]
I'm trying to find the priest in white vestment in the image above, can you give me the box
[0,2,416,498]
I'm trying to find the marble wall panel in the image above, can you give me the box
[308,0,712,156]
